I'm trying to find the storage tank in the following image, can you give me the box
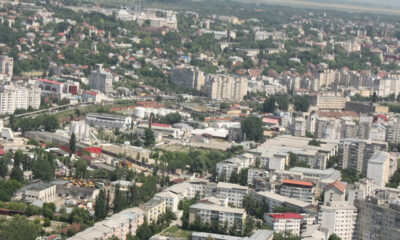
[134,107,146,118]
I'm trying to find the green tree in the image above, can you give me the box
[241,116,264,142]
[239,168,249,186]
[95,189,107,220]
[293,96,309,112]
[10,167,24,183]
[371,91,378,103]
[70,133,76,156]
[229,171,239,183]
[144,128,155,147]
[0,215,42,240]
[328,234,342,240]
[74,159,88,179]
[263,96,276,113]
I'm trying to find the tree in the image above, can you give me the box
[243,217,255,236]
[0,215,42,240]
[293,96,309,112]
[276,95,289,111]
[371,91,378,103]
[328,234,342,240]
[10,167,24,183]
[95,189,107,220]
[241,116,264,142]
[144,128,155,147]
[74,159,88,179]
[239,168,248,186]
[308,139,321,146]
[220,102,231,110]
[263,96,276,113]
[70,133,76,156]
[229,171,239,183]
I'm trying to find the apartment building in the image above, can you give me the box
[251,191,310,213]
[216,182,248,207]
[192,229,274,240]
[324,180,346,204]
[86,113,133,130]
[318,202,357,240]
[216,154,255,181]
[367,151,390,187]
[292,117,307,137]
[189,179,216,198]
[288,167,341,187]
[264,213,303,236]
[0,55,13,81]
[279,179,316,204]
[189,203,247,230]
[154,191,179,213]
[338,138,387,175]
[90,68,114,93]
[205,74,248,101]
[0,85,41,114]
[69,208,144,240]
[247,168,268,185]
[139,198,166,223]
[170,65,205,90]
[355,198,400,240]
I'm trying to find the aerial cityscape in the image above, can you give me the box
[0,0,399,240]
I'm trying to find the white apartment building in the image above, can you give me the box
[154,191,179,212]
[288,167,341,187]
[189,203,247,230]
[216,182,248,207]
[216,154,255,181]
[324,180,346,204]
[251,191,310,213]
[205,74,248,101]
[374,77,400,97]
[69,208,144,240]
[20,183,56,203]
[367,151,390,187]
[189,179,216,198]
[279,179,316,204]
[247,168,268,185]
[0,55,13,81]
[90,68,114,93]
[171,65,205,90]
[318,202,357,240]
[0,85,41,114]
[86,113,132,130]
[264,213,303,236]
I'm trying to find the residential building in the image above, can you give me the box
[264,213,303,236]
[191,229,274,240]
[0,85,41,114]
[216,154,255,180]
[338,138,387,175]
[216,182,248,207]
[324,180,346,204]
[36,78,64,94]
[90,68,114,93]
[205,74,248,101]
[355,198,400,240]
[139,198,166,223]
[154,191,179,213]
[310,95,349,111]
[171,65,205,90]
[367,151,390,187]
[69,208,144,240]
[279,179,316,204]
[292,117,307,137]
[251,191,310,213]
[288,167,341,187]
[189,203,247,230]
[189,179,216,198]
[0,55,13,81]
[86,113,132,130]
[318,202,357,240]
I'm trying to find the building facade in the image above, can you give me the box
[0,85,41,114]
[205,74,248,101]
[90,68,114,93]
[171,65,205,90]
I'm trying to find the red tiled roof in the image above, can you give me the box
[268,213,303,219]
[327,180,346,193]
[152,123,171,128]
[38,78,62,85]
[0,148,5,155]
[283,179,313,187]
[85,147,102,154]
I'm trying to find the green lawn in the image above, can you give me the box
[161,225,192,239]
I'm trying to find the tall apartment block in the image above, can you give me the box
[170,65,205,90]
[338,139,387,175]
[355,198,400,240]
[0,55,13,82]
[0,85,41,114]
[205,74,248,101]
[90,68,114,93]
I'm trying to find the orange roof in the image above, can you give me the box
[283,179,313,187]
[327,180,346,193]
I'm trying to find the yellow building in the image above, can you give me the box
[139,198,166,223]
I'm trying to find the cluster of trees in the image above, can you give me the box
[263,95,290,113]
[0,215,42,240]
[129,210,176,240]
[157,112,182,125]
[241,116,264,142]
[288,152,309,168]
[243,195,269,219]
[341,169,364,184]
[0,180,22,201]
[10,114,60,132]
[308,139,321,146]
[94,189,110,220]
[220,168,248,186]
[158,149,230,175]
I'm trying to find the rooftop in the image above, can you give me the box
[190,203,245,214]
[326,180,346,193]
[217,182,248,191]
[267,213,303,219]
[282,179,314,187]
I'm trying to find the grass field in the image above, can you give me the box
[160,225,192,239]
